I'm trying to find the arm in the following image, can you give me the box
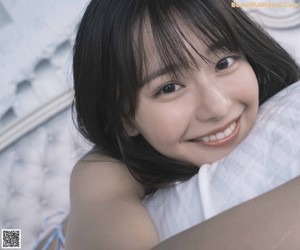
[65,152,300,250]
[153,176,300,250]
[64,154,159,250]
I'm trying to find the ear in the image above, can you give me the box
[123,121,139,137]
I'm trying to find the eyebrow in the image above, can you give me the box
[142,42,229,84]
[142,64,183,84]
[205,41,227,55]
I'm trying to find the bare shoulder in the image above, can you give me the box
[65,151,159,250]
[70,152,144,200]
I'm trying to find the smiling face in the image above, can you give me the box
[130,22,259,167]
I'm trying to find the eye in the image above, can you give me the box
[155,82,184,96]
[215,56,239,71]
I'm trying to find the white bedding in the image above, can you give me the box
[143,80,300,241]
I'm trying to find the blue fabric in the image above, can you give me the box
[33,211,66,250]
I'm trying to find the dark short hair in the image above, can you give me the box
[73,0,299,193]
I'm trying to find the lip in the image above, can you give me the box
[191,116,241,147]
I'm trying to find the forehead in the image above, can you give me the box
[136,15,215,79]
[148,21,208,55]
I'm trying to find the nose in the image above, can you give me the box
[195,80,232,122]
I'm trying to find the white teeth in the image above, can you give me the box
[216,132,225,140]
[230,122,236,131]
[209,135,217,141]
[223,127,232,137]
[202,136,209,142]
[196,121,237,143]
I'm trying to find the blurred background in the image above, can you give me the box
[0,1,91,249]
[0,0,299,249]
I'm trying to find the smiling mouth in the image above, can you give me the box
[191,117,241,146]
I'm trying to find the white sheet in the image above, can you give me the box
[143,81,300,241]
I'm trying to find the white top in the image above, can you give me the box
[143,81,300,241]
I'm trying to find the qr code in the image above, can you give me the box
[1,229,21,249]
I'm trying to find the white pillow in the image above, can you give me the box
[143,81,300,241]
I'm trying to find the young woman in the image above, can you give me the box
[65,0,300,249]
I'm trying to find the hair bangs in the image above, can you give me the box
[133,0,241,86]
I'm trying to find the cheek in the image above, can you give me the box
[246,71,259,104]
[235,64,259,103]
[134,102,189,144]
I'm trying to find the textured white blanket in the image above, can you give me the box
[144,81,300,241]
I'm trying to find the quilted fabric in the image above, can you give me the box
[0,107,90,250]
